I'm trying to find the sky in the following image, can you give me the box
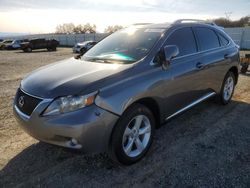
[0,0,249,33]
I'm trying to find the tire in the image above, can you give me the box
[218,71,236,105]
[26,47,32,52]
[109,103,155,165]
[48,47,57,51]
[240,64,248,74]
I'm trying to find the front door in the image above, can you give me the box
[159,27,208,118]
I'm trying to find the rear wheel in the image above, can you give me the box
[49,46,57,51]
[109,104,155,165]
[218,71,236,105]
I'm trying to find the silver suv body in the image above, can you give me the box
[72,41,97,53]
[14,20,239,165]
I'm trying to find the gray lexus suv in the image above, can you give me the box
[14,20,239,165]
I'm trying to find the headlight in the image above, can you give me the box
[43,91,97,116]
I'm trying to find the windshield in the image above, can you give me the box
[82,26,164,64]
[79,41,92,45]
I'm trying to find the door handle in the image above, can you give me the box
[224,54,229,59]
[196,62,204,69]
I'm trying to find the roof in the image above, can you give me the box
[134,19,223,30]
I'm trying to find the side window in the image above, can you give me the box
[217,33,229,46]
[194,27,220,51]
[165,27,197,57]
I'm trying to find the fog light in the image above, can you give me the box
[70,138,78,146]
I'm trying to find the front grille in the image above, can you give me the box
[15,88,42,116]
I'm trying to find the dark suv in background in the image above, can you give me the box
[20,38,59,52]
[14,20,239,165]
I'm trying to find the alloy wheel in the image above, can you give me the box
[122,115,151,158]
[223,76,234,101]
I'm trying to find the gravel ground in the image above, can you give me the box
[0,48,250,187]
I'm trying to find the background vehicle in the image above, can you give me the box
[72,41,97,54]
[5,39,28,50]
[14,20,239,165]
[240,53,250,73]
[0,39,13,50]
[20,38,59,52]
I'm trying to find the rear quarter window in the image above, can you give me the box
[194,27,220,51]
[217,33,229,46]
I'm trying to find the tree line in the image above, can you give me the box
[213,16,250,28]
[55,16,250,34]
[55,23,123,34]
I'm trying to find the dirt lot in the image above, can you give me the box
[0,48,250,187]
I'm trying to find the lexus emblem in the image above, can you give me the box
[18,96,25,108]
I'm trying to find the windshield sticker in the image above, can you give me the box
[145,29,165,33]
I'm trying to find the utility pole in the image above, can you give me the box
[225,12,232,20]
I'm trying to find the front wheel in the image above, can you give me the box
[25,47,32,52]
[109,104,155,165]
[218,71,236,105]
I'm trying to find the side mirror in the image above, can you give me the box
[162,45,179,70]
[74,49,87,59]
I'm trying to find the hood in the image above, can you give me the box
[21,57,132,98]
[76,43,86,47]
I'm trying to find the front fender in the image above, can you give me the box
[95,67,165,116]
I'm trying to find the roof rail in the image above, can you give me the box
[132,23,152,26]
[173,19,217,26]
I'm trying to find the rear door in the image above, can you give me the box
[193,27,230,92]
[35,39,46,49]
[160,27,208,118]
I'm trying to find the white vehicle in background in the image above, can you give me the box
[5,39,28,50]
[0,40,13,50]
[72,41,97,54]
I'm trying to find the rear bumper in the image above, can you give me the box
[13,99,119,153]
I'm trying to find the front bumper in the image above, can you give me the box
[13,98,119,153]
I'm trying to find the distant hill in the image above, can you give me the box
[0,32,29,38]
